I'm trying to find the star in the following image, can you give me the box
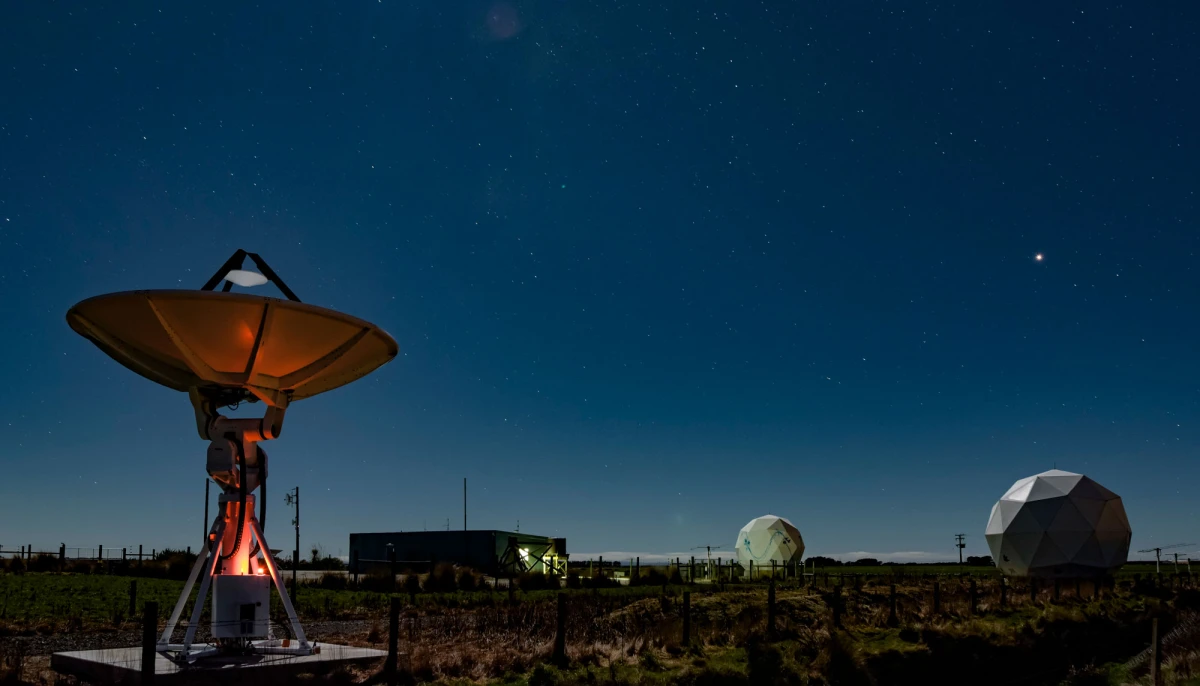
[1034,253,1044,262]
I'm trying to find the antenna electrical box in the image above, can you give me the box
[212,575,270,638]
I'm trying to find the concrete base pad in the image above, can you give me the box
[51,643,387,685]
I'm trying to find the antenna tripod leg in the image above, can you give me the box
[248,515,311,652]
[158,515,224,649]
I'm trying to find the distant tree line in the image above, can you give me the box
[805,555,995,567]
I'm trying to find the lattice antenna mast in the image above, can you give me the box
[691,544,723,578]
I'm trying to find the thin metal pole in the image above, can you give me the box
[463,477,467,531]
[203,478,210,541]
[293,487,299,597]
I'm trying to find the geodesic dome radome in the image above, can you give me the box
[735,515,804,568]
[985,469,1131,578]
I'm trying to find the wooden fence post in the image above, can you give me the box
[386,596,399,679]
[833,585,842,628]
[888,583,897,626]
[768,579,777,636]
[1150,617,1161,686]
[141,601,158,685]
[554,592,567,666]
[129,580,138,617]
[682,591,692,646]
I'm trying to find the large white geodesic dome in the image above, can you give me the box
[735,514,804,568]
[985,469,1131,578]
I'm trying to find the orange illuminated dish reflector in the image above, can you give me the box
[66,290,398,405]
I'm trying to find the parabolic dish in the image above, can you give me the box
[67,290,398,406]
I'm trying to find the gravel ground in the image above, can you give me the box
[0,619,376,657]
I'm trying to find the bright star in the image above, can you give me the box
[1034,253,1044,262]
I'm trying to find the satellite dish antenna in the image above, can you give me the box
[66,249,398,663]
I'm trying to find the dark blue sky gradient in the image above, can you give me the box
[1,1,1198,562]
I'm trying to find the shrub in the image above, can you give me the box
[317,572,348,590]
[583,574,620,589]
[746,635,804,686]
[528,663,564,686]
[162,551,198,579]
[403,573,422,595]
[27,554,59,573]
[7,556,25,574]
[423,564,459,594]
[633,569,671,587]
[457,568,482,592]
[517,572,560,591]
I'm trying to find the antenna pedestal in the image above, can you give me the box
[156,421,313,662]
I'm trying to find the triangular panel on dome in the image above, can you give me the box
[1027,477,1072,502]
[997,536,1032,572]
[1004,531,1046,570]
[985,531,1004,559]
[1030,533,1070,569]
[987,499,1024,535]
[1095,501,1130,534]
[1049,500,1093,532]
[1040,472,1084,497]
[1072,535,1107,568]
[1023,498,1065,529]
[1003,504,1046,535]
[1102,535,1131,568]
[1046,526,1091,560]
[1070,497,1107,528]
[1002,476,1036,501]
[1071,476,1118,502]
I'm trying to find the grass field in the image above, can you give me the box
[3,568,1198,685]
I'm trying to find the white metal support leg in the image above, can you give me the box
[158,516,224,649]
[182,531,225,656]
[248,515,311,651]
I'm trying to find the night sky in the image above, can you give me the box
[2,2,1197,563]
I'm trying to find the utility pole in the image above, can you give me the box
[285,487,300,595]
[464,478,467,531]
[955,534,966,567]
